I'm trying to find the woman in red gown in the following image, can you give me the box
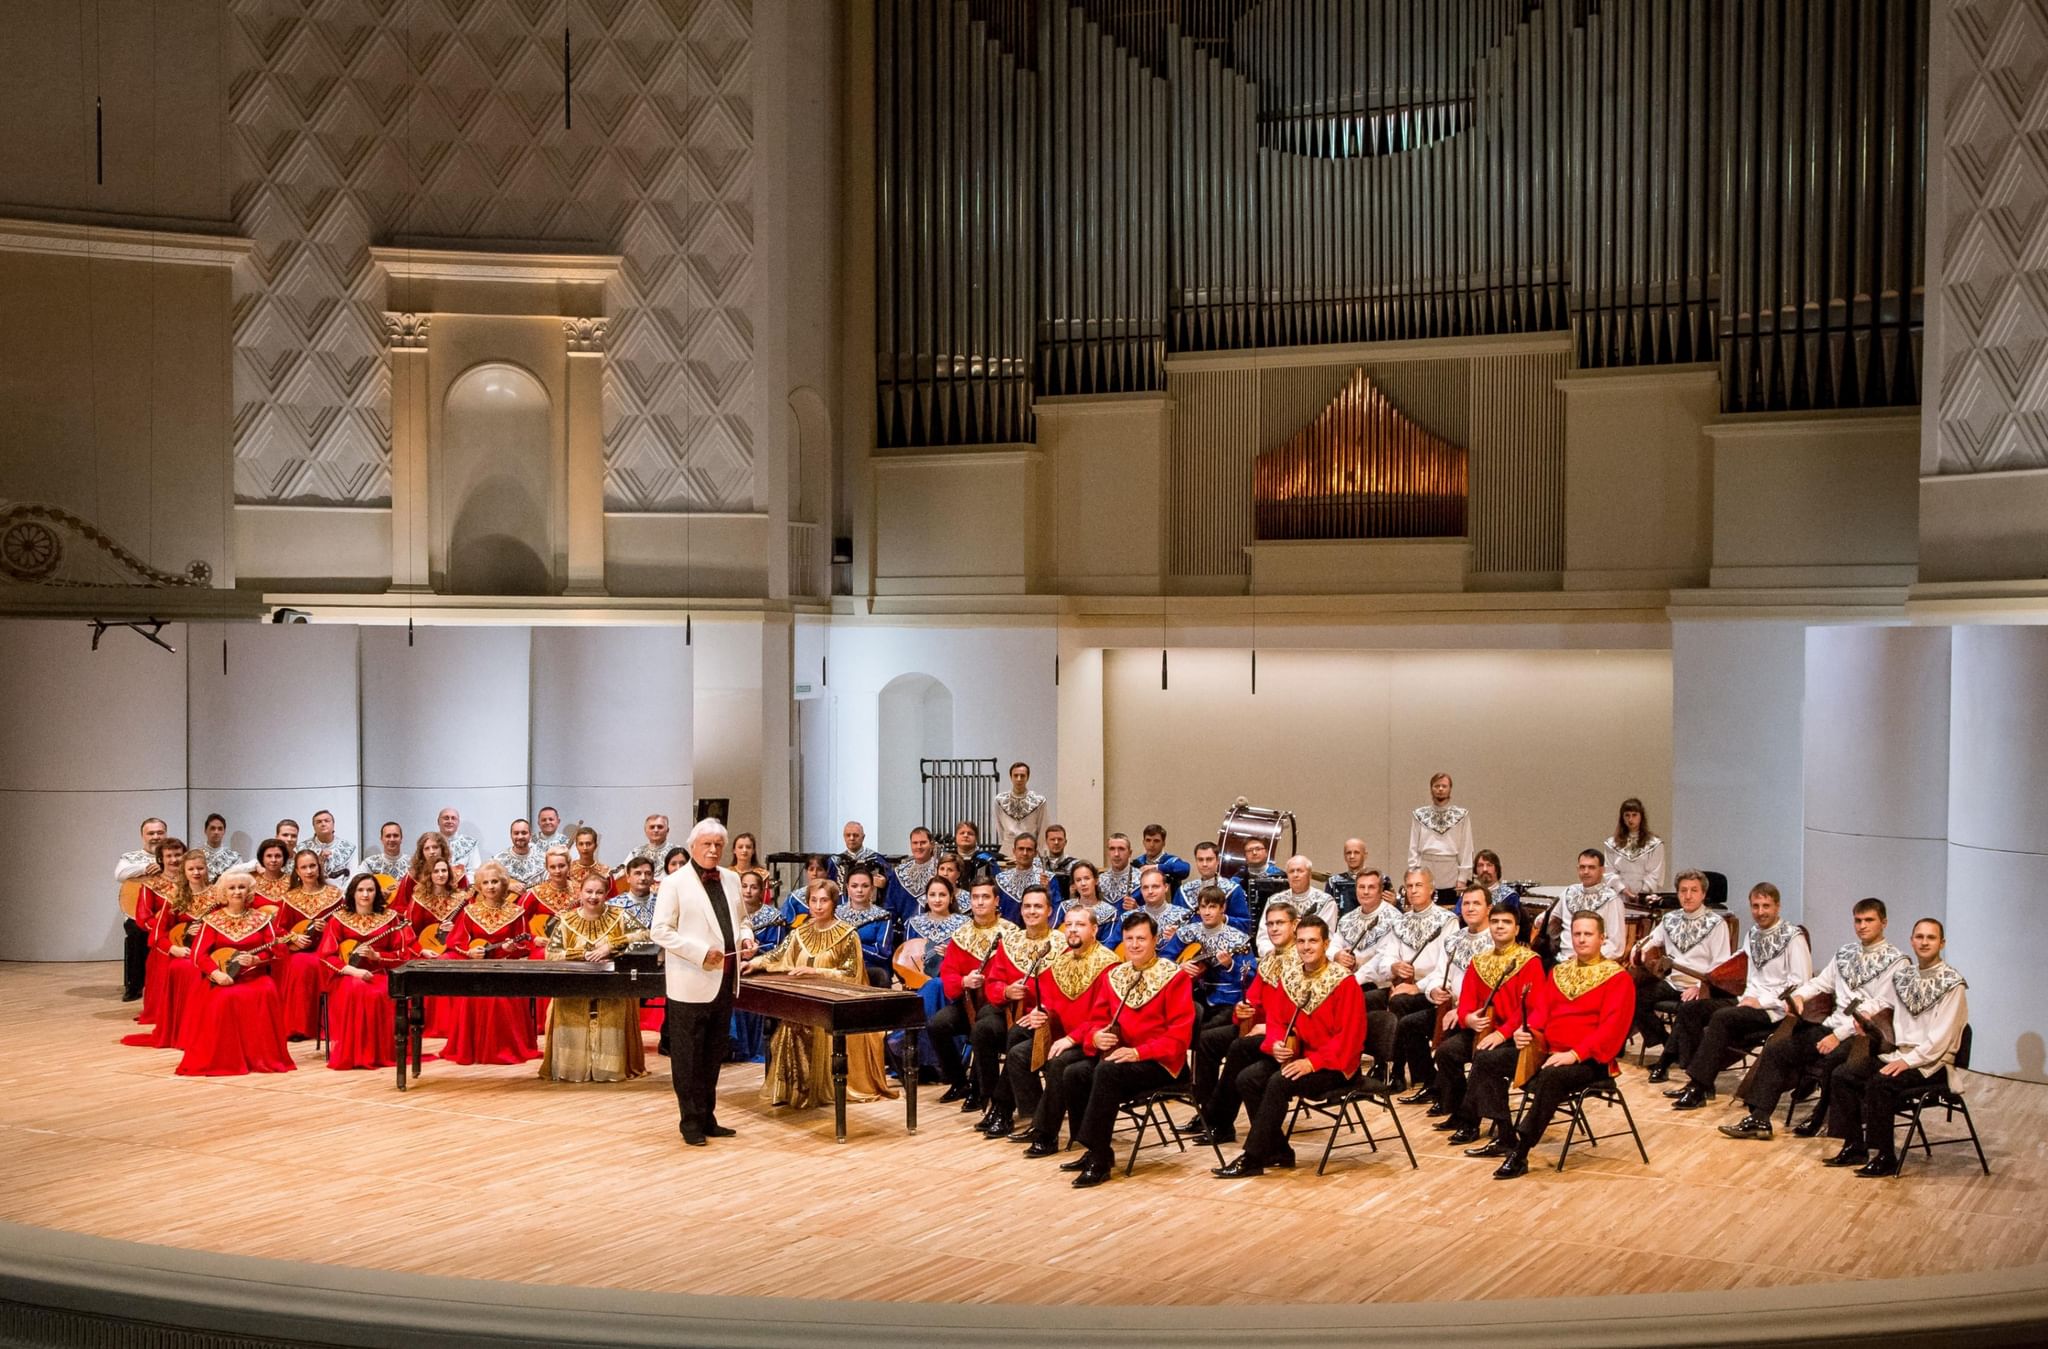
[434,862,540,1065]
[318,873,417,1070]
[401,857,467,1036]
[391,831,464,915]
[122,850,215,1049]
[177,873,296,1076]
[274,848,343,1041]
[522,846,578,930]
[130,836,187,1026]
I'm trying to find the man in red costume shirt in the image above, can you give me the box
[1474,911,1635,1178]
[1020,907,1121,1157]
[1438,896,1542,1144]
[1204,914,1365,1178]
[1063,911,1196,1187]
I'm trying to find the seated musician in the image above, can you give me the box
[176,873,295,1077]
[1481,912,1636,1179]
[947,819,986,883]
[663,846,689,875]
[779,854,834,925]
[906,875,968,961]
[224,818,299,875]
[1604,797,1666,903]
[114,817,171,1002]
[1041,823,1075,879]
[541,873,651,1083]
[1064,912,1195,1188]
[893,826,940,902]
[1018,906,1121,1157]
[1547,849,1627,961]
[727,867,773,1062]
[839,865,897,987]
[1472,849,1524,933]
[392,831,459,913]
[567,826,614,897]
[199,812,244,883]
[1131,825,1191,889]
[928,877,1018,1109]
[1179,841,1253,933]
[995,832,1056,925]
[362,820,407,883]
[401,857,467,953]
[1721,897,1905,1142]
[1100,833,1140,911]
[318,874,416,1071]
[1239,836,1283,882]
[736,865,783,954]
[524,846,579,927]
[494,818,546,891]
[307,810,355,879]
[1334,868,1398,1007]
[1432,900,1539,1139]
[976,885,1059,1139]
[1257,856,1336,955]
[1164,888,1256,1035]
[1670,881,1812,1110]
[243,838,293,909]
[744,878,897,1108]
[623,814,673,873]
[435,806,481,877]
[127,834,186,1024]
[1056,860,1122,950]
[837,819,883,871]
[610,856,660,931]
[1183,900,1298,1134]
[1328,838,1371,915]
[275,848,344,1041]
[1821,918,1968,1176]
[934,854,966,905]
[1128,865,1190,944]
[121,850,217,1051]
[1200,914,1365,1177]
[534,806,570,855]
[1399,884,1492,1106]
[436,862,541,1066]
[1373,869,1456,1091]
[1628,869,1733,1083]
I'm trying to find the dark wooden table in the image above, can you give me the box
[384,955,665,1091]
[736,972,926,1142]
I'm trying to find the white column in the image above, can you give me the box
[562,320,607,596]
[530,627,692,852]
[0,619,187,960]
[385,312,431,591]
[1670,620,1806,910]
[1947,626,2048,1080]
[1801,626,1951,953]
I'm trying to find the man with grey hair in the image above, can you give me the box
[651,818,753,1146]
[1254,855,1336,956]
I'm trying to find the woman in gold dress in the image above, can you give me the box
[540,874,649,1083]
[745,878,898,1109]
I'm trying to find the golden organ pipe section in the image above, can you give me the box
[1253,371,1467,542]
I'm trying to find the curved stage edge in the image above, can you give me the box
[3,1222,2046,1349]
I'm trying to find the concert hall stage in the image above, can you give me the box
[4,962,2045,1348]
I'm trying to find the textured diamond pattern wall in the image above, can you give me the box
[1939,0,2048,473]
[228,0,755,510]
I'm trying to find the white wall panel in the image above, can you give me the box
[531,626,693,850]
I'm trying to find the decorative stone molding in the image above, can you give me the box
[0,501,210,587]
[0,216,252,268]
[383,313,430,351]
[564,318,609,354]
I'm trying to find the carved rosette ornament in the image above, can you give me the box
[384,312,431,349]
[563,317,608,353]
[0,502,209,587]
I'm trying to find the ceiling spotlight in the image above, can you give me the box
[271,607,311,624]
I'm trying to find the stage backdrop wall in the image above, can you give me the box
[1100,648,1673,886]
[531,626,694,857]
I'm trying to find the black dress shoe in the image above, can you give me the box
[1400,1086,1437,1106]
[704,1123,736,1138]
[1211,1155,1265,1179]
[1174,1116,1207,1136]
[1006,1125,1037,1143]
[1465,1137,1516,1159]
[121,990,143,1003]
[1071,1159,1112,1188]
[1022,1139,1059,1159]
[936,1084,968,1104]
[681,1131,707,1147]
[979,1111,1013,1138]
[1424,1102,1450,1118]
[1670,1085,1716,1111]
[1269,1150,1297,1170]
[1719,1115,1774,1140]
[1854,1155,1901,1178]
[1446,1125,1481,1146]
[1823,1145,1870,1168]
[1791,1114,1824,1138]
[1058,1155,1089,1172]
[1646,1064,1670,1085]
[1492,1150,1530,1180]
[1432,1116,1463,1132]
[959,1092,984,1114]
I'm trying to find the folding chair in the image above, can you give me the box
[1282,1069,1418,1175]
[1892,1026,1990,1177]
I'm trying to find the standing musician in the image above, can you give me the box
[1628,869,1733,1083]
[1408,772,1474,904]
[994,762,1048,854]
[1669,881,1812,1110]
[1333,868,1399,1009]
[1398,883,1491,1107]
[1720,897,1905,1142]
[114,817,171,1002]
[567,827,616,898]
[1182,900,1298,1133]
[1179,841,1253,933]
[1201,914,1365,1178]
[928,877,1018,1111]
[975,886,1060,1140]
[1239,836,1283,881]
[1435,900,1541,1142]
[1547,849,1628,961]
[1821,918,1968,1176]
[1064,912,1195,1188]
[1018,907,1122,1157]
[946,819,985,883]
[1481,911,1636,1179]
[1381,868,1457,1090]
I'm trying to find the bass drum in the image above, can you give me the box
[1216,800,1295,880]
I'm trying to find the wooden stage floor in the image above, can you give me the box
[5,962,2042,1308]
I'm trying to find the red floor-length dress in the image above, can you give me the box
[121,897,215,1050]
[132,884,168,1025]
[433,900,540,1065]
[402,886,467,1037]
[273,885,342,1041]
[177,910,297,1076]
[317,910,417,1070]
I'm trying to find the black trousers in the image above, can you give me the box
[1432,1028,1477,1122]
[1630,971,1681,1053]
[989,1022,1036,1108]
[1030,1044,1095,1144]
[1745,1021,1863,1118]
[965,1003,1014,1099]
[1204,1038,1347,1163]
[1513,1059,1611,1151]
[1828,1055,1929,1158]
[928,999,976,1089]
[664,996,733,1136]
[1679,1000,1771,1089]
[121,917,150,997]
[1395,995,1453,1089]
[1462,1039,1524,1133]
[1074,1058,1177,1164]
[1194,1015,1246,1111]
[1663,986,1735,1070]
[1380,993,1430,1082]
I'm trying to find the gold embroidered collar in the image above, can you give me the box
[792,919,853,956]
[332,910,399,936]
[1107,958,1179,1009]
[203,909,269,940]
[464,899,523,931]
[1278,957,1349,1017]
[1050,943,1120,999]
[528,880,575,913]
[1552,957,1624,1001]
[412,888,465,922]
[952,919,1014,960]
[561,908,634,941]
[280,885,340,918]
[1001,929,1056,972]
[1256,946,1298,985]
[1472,944,1535,989]
[252,873,290,899]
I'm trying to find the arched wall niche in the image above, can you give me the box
[439,361,556,596]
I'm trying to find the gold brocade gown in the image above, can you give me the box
[754,919,898,1108]
[540,908,649,1083]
